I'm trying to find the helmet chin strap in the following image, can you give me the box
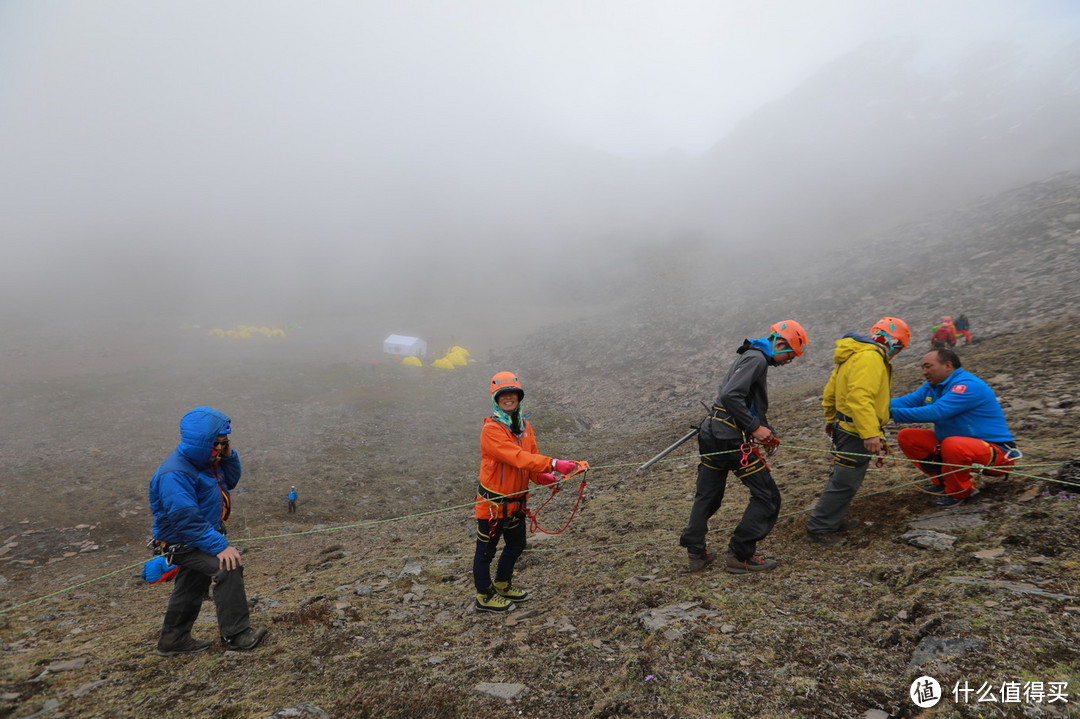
[873,332,901,355]
[769,333,793,355]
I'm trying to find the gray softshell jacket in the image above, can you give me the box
[700,340,774,442]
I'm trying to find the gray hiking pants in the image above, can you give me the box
[159,549,251,642]
[806,429,872,535]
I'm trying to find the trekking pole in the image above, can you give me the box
[638,427,699,472]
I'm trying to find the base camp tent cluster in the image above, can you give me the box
[208,325,287,339]
[429,345,471,369]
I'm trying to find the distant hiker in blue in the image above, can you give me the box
[287,486,298,514]
[148,407,267,656]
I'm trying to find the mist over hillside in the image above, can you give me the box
[504,171,1080,438]
[3,19,1078,328]
[685,36,1080,249]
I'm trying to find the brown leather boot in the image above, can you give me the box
[724,551,778,574]
[687,550,716,573]
[221,627,268,651]
[805,530,846,546]
[156,633,212,657]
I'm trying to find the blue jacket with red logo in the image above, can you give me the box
[890,368,1013,443]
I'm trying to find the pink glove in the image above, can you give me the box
[534,473,559,486]
[553,459,577,474]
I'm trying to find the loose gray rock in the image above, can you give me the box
[399,561,422,577]
[907,636,984,672]
[65,680,107,698]
[971,547,1005,560]
[638,601,722,632]
[250,596,283,611]
[945,576,1075,601]
[899,529,956,551]
[15,698,59,719]
[267,702,330,718]
[908,506,987,532]
[863,711,890,719]
[45,657,88,672]
[474,682,527,700]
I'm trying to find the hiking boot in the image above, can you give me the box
[687,550,716,573]
[805,531,846,546]
[933,489,979,508]
[923,482,946,494]
[475,590,513,613]
[221,627,268,651]
[156,634,211,657]
[837,519,862,532]
[724,551,778,574]
[492,580,530,603]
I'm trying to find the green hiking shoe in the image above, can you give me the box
[492,580,530,603]
[475,590,513,613]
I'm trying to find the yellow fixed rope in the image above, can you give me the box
[1,442,1071,614]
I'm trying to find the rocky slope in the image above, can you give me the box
[2,173,1080,718]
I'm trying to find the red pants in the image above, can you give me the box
[896,428,1014,498]
[956,329,972,344]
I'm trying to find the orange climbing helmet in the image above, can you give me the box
[490,371,524,400]
[769,320,809,358]
[870,317,911,352]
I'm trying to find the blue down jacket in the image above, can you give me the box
[149,407,240,554]
[890,368,1014,444]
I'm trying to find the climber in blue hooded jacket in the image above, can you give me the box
[148,407,266,656]
[150,406,241,553]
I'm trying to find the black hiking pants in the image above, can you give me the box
[159,549,251,643]
[679,434,781,561]
[473,515,526,593]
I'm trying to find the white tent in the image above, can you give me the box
[383,334,427,357]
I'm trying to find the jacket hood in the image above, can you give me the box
[738,338,777,365]
[177,406,231,467]
[832,334,887,365]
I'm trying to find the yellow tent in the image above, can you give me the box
[448,345,471,358]
[431,358,455,369]
[445,351,467,367]
[402,356,423,367]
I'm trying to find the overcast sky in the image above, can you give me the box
[1,1,1077,324]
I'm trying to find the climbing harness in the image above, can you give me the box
[739,434,780,473]
[526,461,590,535]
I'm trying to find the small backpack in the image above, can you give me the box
[141,555,179,584]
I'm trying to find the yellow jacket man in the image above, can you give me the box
[806,318,910,545]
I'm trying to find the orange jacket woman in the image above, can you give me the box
[471,371,584,613]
